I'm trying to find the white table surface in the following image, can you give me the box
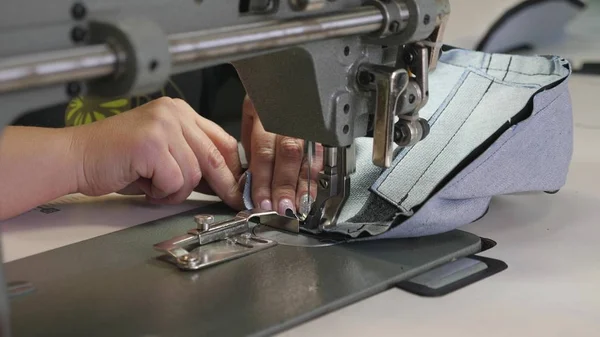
[2,1,599,336]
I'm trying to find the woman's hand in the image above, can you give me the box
[72,97,244,209]
[241,96,323,215]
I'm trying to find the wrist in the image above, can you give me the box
[65,125,88,195]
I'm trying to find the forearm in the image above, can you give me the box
[0,126,80,220]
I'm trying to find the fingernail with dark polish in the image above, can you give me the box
[278,198,295,216]
[260,199,272,211]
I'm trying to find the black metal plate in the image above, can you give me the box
[6,203,481,337]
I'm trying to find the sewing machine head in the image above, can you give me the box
[231,0,450,231]
[0,0,450,233]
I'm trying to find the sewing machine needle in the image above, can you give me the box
[307,140,312,203]
[300,140,313,220]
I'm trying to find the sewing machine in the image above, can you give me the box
[0,1,504,336]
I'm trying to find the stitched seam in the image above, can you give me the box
[447,91,568,189]
[440,62,552,89]
[374,71,474,189]
[500,81,541,88]
[374,67,563,207]
[376,71,533,204]
[398,80,495,206]
[440,60,556,77]
[344,223,389,228]
[502,56,513,81]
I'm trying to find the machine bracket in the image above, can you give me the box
[153,209,299,271]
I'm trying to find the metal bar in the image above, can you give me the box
[169,7,383,64]
[324,146,338,168]
[0,45,117,94]
[0,6,383,94]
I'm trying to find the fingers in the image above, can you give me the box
[271,136,304,215]
[295,143,324,209]
[249,116,277,211]
[150,137,201,204]
[183,125,244,210]
[141,149,184,199]
[85,96,245,209]
[195,117,242,179]
[244,97,319,215]
[172,99,243,180]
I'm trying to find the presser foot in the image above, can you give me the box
[302,145,354,233]
[153,209,299,271]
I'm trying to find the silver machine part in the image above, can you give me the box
[304,145,351,231]
[0,1,450,331]
[0,45,117,95]
[0,7,382,95]
[153,209,300,270]
[252,225,343,247]
[289,0,327,12]
[194,214,215,231]
[358,65,409,167]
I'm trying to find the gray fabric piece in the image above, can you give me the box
[332,49,572,238]
[242,48,573,239]
[373,62,560,215]
[378,77,573,238]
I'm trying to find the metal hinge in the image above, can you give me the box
[153,209,299,270]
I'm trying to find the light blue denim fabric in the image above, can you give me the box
[243,48,573,239]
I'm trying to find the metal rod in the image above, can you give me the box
[0,45,117,94]
[0,6,383,94]
[169,7,382,64]
[324,146,338,168]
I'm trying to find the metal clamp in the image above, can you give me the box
[153,210,299,270]
[358,64,409,168]
[392,43,432,147]
[396,43,429,114]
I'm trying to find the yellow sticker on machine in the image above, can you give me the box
[65,79,186,126]
[65,96,131,126]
